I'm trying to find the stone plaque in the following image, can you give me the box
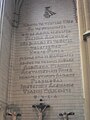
[11,0,85,120]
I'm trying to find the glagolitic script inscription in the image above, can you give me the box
[15,20,80,99]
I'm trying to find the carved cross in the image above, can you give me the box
[6,111,21,120]
[59,112,75,120]
[32,99,50,120]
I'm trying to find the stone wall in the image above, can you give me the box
[0,0,14,119]
[8,0,85,120]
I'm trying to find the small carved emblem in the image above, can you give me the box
[44,6,56,18]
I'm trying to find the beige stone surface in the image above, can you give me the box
[0,0,14,119]
[1,0,90,120]
[8,0,85,120]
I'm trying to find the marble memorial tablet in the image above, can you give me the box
[11,0,85,120]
